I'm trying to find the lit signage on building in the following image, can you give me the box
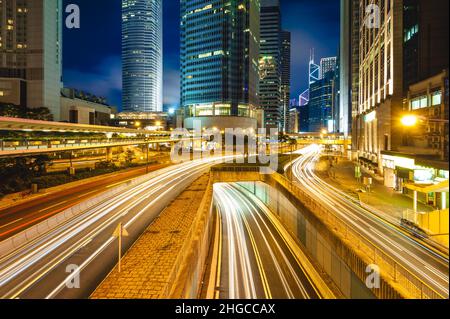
[364,111,376,122]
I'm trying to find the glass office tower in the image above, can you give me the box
[180,0,260,129]
[122,0,163,112]
[259,0,282,130]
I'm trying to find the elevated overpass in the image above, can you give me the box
[288,132,351,146]
[0,116,171,136]
[0,117,196,158]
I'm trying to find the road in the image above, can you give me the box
[212,183,319,299]
[290,145,449,299]
[0,163,171,241]
[0,156,233,299]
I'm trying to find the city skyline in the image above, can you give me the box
[62,0,339,111]
[0,0,448,305]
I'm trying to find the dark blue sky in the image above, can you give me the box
[63,0,339,110]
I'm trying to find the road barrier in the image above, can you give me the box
[166,177,215,299]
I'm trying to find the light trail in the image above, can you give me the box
[0,155,235,299]
[290,145,449,298]
[213,183,319,299]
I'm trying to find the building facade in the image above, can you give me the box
[340,0,360,139]
[60,88,115,126]
[259,0,282,130]
[122,0,163,113]
[320,57,337,79]
[332,55,341,133]
[0,0,63,120]
[287,107,299,134]
[298,103,309,132]
[111,111,169,131]
[280,30,291,133]
[308,72,334,132]
[350,0,449,206]
[180,0,260,131]
[353,0,405,174]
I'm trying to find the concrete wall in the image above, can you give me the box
[60,96,112,125]
[237,181,375,299]
[168,178,215,299]
[0,78,23,106]
[207,168,438,299]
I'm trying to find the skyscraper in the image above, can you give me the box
[0,0,63,120]
[308,72,334,132]
[349,0,449,180]
[280,31,291,133]
[403,0,449,91]
[259,0,282,130]
[308,50,320,86]
[339,0,359,137]
[181,0,260,130]
[320,57,337,79]
[122,0,163,113]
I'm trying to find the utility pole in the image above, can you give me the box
[146,143,149,174]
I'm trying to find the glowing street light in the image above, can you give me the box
[401,115,418,127]
[401,114,448,127]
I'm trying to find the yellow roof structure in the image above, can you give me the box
[405,179,449,193]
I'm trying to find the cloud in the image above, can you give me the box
[63,55,122,107]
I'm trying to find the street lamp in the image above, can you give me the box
[400,115,418,127]
[401,114,449,127]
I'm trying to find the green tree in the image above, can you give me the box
[0,103,53,121]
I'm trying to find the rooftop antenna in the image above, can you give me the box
[310,48,315,63]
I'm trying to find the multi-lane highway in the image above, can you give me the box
[290,145,449,299]
[0,163,170,241]
[211,183,320,299]
[0,156,233,299]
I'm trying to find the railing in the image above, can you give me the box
[0,137,176,151]
[269,173,445,299]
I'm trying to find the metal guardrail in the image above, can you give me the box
[271,173,445,299]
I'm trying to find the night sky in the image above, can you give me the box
[63,0,339,111]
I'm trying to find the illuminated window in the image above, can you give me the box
[431,91,442,106]
[404,24,419,42]
[411,95,428,110]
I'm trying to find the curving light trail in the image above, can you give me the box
[0,155,236,299]
[214,183,319,299]
[290,145,449,298]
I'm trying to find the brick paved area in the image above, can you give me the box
[90,174,209,299]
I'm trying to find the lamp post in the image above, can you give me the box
[400,114,449,161]
[400,114,449,127]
